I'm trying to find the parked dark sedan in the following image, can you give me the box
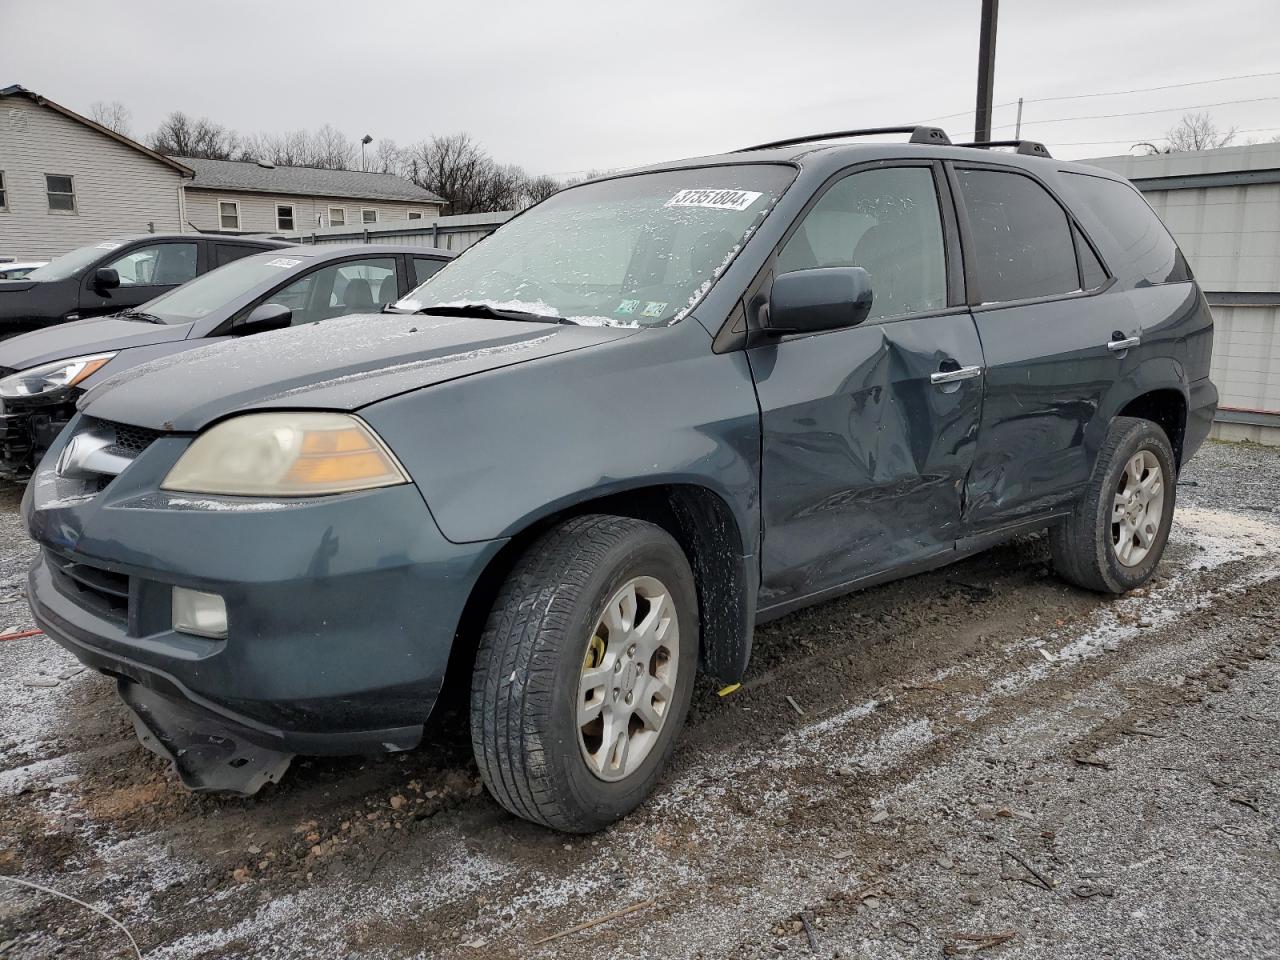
[0,243,452,478]
[23,127,1216,833]
[0,233,291,335]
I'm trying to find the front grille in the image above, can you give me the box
[46,550,130,623]
[104,422,163,460]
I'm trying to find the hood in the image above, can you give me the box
[79,312,639,432]
[0,280,38,294]
[0,315,194,371]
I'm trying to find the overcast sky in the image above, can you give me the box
[6,0,1280,174]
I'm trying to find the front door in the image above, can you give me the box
[80,240,200,317]
[948,164,1133,528]
[748,163,985,610]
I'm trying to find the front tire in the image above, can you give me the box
[1050,416,1177,594]
[470,515,698,833]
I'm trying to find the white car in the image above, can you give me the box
[0,261,48,280]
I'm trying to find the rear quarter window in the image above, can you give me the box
[1060,172,1191,286]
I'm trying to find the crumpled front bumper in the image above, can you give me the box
[25,416,504,792]
[0,395,76,480]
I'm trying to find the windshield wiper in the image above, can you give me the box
[414,303,577,325]
[119,309,167,324]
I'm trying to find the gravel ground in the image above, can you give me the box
[1,440,1278,959]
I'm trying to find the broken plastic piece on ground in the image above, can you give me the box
[117,679,293,795]
[716,683,741,697]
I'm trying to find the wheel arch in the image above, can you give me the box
[1117,387,1189,467]
[448,482,756,692]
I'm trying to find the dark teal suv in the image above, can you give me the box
[24,127,1216,832]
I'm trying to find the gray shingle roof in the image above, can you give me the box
[177,156,444,203]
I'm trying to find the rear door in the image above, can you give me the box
[949,163,1130,529]
[79,239,201,317]
[748,161,985,610]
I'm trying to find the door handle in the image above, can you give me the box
[930,365,983,385]
[1107,335,1141,352]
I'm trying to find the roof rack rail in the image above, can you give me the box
[958,139,1052,158]
[740,125,952,152]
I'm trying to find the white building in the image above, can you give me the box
[1087,144,1280,444]
[1,84,444,262]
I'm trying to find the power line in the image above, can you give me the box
[1020,70,1280,106]
[1052,125,1280,148]
[915,69,1280,125]
[992,95,1280,130]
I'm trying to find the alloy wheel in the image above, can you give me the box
[578,576,680,782]
[1112,449,1165,566]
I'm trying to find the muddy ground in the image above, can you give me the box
[1,440,1278,959]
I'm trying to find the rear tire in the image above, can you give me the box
[470,514,697,833]
[1050,416,1177,594]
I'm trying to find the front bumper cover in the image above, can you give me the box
[24,415,504,792]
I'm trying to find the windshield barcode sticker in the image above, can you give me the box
[665,189,763,212]
[95,242,123,250]
[266,257,302,268]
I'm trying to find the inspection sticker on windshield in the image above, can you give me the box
[665,189,762,212]
[265,257,302,268]
[95,242,123,250]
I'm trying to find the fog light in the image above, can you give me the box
[172,587,228,639]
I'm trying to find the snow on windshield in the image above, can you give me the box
[394,165,794,327]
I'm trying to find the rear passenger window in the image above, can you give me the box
[777,166,946,321]
[1075,227,1108,290]
[955,169,1080,303]
[214,244,261,267]
[1061,173,1190,286]
[414,257,446,285]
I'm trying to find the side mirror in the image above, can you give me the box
[765,266,873,335]
[93,267,120,291]
[232,302,292,334]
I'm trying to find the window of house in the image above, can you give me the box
[0,171,7,211]
[362,208,378,224]
[219,200,240,231]
[46,174,76,213]
[776,165,947,321]
[407,210,424,220]
[329,206,346,227]
[954,169,1080,303]
[276,204,295,231]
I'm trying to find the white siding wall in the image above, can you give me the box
[1208,304,1280,414]
[184,189,443,234]
[0,98,185,260]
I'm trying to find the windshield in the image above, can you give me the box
[26,241,125,282]
[395,164,795,327]
[133,252,308,323]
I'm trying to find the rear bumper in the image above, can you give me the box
[1184,376,1218,463]
[24,428,504,764]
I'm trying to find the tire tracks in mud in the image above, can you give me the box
[4,501,1280,959]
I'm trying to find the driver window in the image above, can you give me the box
[106,242,198,287]
[273,258,398,325]
[776,167,946,321]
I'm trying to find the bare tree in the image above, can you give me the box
[407,133,494,213]
[521,174,562,207]
[88,100,132,137]
[371,139,409,177]
[310,124,356,170]
[149,111,241,160]
[1165,112,1237,152]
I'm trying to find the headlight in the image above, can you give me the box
[161,412,409,496]
[0,353,116,399]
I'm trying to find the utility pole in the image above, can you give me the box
[1014,97,1023,139]
[361,134,374,172]
[974,0,999,142]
